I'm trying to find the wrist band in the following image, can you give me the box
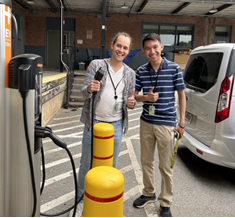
[178,124,185,129]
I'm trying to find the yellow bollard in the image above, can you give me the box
[83,166,124,217]
[93,123,114,168]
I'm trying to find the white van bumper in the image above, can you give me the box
[181,131,235,169]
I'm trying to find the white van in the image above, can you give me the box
[177,43,235,169]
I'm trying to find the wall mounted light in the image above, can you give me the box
[121,2,129,9]
[209,4,218,13]
[27,0,35,5]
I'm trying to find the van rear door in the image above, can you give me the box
[180,46,232,147]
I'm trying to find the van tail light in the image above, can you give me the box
[215,75,234,123]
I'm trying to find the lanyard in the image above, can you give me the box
[149,59,163,92]
[105,61,124,100]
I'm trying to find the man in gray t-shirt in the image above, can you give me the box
[69,32,136,217]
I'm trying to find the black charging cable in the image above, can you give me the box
[21,93,37,217]
[35,126,79,217]
[40,145,46,195]
[18,64,38,217]
[40,146,79,216]
[90,92,96,168]
[90,67,105,168]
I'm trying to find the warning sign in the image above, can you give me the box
[5,5,11,88]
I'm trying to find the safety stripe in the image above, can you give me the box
[93,155,113,160]
[94,135,114,139]
[85,191,123,202]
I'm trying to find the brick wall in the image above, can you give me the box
[13,2,235,62]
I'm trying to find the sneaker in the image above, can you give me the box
[133,194,157,208]
[69,202,83,217]
[160,206,172,217]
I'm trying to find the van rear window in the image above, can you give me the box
[184,53,223,92]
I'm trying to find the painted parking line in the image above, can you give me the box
[41,153,134,214]
[52,114,81,120]
[48,120,81,127]
[124,135,158,217]
[41,191,75,213]
[40,105,157,216]
[40,135,156,216]
[50,108,142,122]
[43,152,131,188]
[43,141,82,155]
[48,108,142,127]
[43,121,139,144]
[42,153,81,170]
[42,149,128,171]
[53,124,84,133]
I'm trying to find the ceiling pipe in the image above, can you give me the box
[171,2,190,14]
[137,0,149,13]
[14,0,29,9]
[55,0,69,12]
[44,0,58,12]
[127,0,137,17]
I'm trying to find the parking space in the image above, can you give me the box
[40,103,235,217]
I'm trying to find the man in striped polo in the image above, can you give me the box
[133,33,186,217]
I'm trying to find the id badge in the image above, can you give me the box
[114,102,119,112]
[149,105,155,115]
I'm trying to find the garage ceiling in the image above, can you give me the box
[14,0,235,18]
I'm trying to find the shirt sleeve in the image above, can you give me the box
[135,69,142,92]
[174,65,186,91]
[81,60,96,99]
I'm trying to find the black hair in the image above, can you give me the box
[142,33,161,48]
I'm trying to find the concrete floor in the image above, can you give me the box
[40,103,235,217]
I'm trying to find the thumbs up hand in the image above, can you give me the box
[127,89,135,108]
[146,87,159,102]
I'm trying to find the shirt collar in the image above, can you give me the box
[146,57,168,72]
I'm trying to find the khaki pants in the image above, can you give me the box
[140,119,175,207]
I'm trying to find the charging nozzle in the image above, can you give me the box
[94,67,105,81]
[35,126,67,149]
[18,64,32,98]
[174,130,179,139]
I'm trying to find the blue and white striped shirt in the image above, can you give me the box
[135,57,185,126]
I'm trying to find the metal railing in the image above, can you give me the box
[64,41,75,109]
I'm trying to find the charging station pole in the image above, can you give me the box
[1,0,42,215]
[8,54,43,217]
[0,0,12,216]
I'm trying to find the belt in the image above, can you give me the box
[94,119,118,124]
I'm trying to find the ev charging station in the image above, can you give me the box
[0,0,13,216]
[1,0,42,216]
[0,1,124,216]
[0,0,79,215]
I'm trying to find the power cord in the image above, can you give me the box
[90,67,105,168]
[21,93,37,217]
[35,126,80,217]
